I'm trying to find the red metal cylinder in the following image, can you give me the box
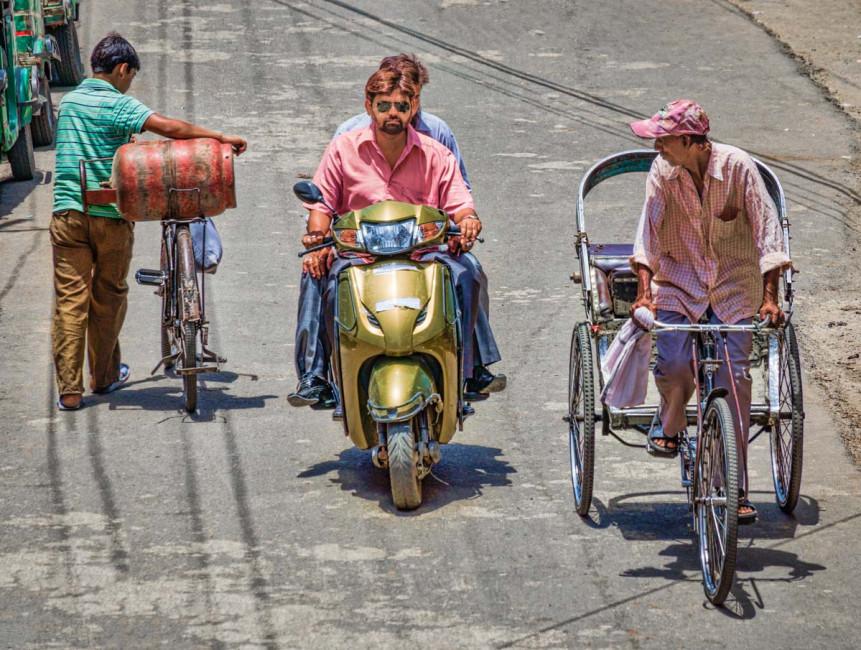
[110,138,236,221]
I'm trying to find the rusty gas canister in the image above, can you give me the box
[104,138,236,221]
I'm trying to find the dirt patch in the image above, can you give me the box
[728,0,861,464]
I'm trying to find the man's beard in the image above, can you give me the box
[380,120,405,135]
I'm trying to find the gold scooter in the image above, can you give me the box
[294,181,471,510]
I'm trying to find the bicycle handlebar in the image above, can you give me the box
[651,315,774,333]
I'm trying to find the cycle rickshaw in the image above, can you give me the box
[566,150,804,605]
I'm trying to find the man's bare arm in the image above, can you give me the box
[143,114,247,154]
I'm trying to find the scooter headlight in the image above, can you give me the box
[360,219,416,255]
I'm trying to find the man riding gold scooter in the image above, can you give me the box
[293,66,493,509]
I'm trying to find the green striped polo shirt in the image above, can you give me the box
[52,78,154,218]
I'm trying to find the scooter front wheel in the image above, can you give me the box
[387,420,422,510]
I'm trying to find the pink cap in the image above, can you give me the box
[629,99,710,139]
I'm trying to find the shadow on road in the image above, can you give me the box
[298,442,515,514]
[582,491,820,541]
[0,170,50,219]
[588,490,826,619]
[88,371,277,417]
[620,539,826,620]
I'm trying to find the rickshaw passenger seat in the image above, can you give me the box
[589,243,635,275]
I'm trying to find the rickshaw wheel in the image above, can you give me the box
[568,322,595,516]
[694,397,739,606]
[769,322,804,514]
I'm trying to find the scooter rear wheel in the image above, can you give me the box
[388,420,422,510]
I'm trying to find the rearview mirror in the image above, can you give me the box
[293,181,324,205]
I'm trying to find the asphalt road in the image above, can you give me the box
[1,1,860,648]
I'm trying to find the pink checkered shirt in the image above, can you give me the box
[630,143,793,324]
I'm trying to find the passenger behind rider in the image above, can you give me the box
[51,33,246,411]
[628,100,793,523]
[289,54,504,412]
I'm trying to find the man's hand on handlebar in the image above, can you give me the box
[448,216,482,255]
[631,296,657,330]
[758,299,785,328]
[302,230,327,250]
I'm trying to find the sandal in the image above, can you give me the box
[646,424,680,458]
[738,489,757,525]
[92,363,130,394]
[57,395,83,411]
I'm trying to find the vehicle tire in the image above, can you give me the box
[30,79,55,147]
[388,420,422,510]
[160,240,175,369]
[694,397,739,606]
[177,233,199,412]
[568,322,595,516]
[7,117,35,181]
[181,320,198,413]
[769,322,804,514]
[50,22,85,87]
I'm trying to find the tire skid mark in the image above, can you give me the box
[221,406,280,649]
[85,408,131,575]
[180,428,227,649]
[43,359,91,646]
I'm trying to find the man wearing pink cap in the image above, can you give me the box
[628,99,793,523]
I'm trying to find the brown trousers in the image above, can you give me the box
[50,209,135,395]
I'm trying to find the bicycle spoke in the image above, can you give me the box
[710,504,726,559]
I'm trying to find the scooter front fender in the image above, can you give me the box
[366,357,439,423]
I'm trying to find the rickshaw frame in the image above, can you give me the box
[567,149,805,605]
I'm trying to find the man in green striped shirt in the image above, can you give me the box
[51,33,246,411]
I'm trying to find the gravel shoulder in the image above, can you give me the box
[728,0,861,464]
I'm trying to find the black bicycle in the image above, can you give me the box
[135,189,223,412]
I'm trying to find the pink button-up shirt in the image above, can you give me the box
[307,124,473,217]
[630,143,793,324]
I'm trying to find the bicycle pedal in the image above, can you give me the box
[136,269,167,286]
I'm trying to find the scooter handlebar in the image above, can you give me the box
[297,237,334,257]
[446,225,484,244]
[295,225,483,257]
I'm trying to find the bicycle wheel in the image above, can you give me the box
[181,321,198,413]
[160,239,175,367]
[769,322,804,513]
[176,228,199,413]
[694,396,739,605]
[568,322,595,516]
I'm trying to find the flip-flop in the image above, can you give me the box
[57,396,83,411]
[646,426,680,458]
[738,489,757,525]
[92,363,130,394]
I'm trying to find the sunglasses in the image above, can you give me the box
[375,100,411,114]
